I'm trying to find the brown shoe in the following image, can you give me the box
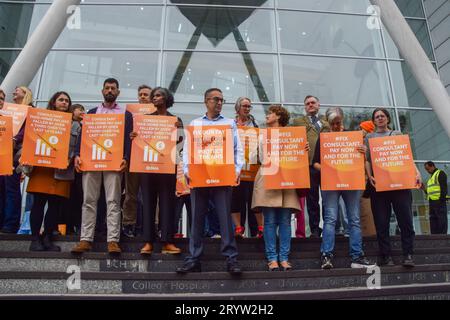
[140,242,153,255]
[268,261,279,271]
[108,241,121,254]
[161,243,181,254]
[280,261,292,271]
[71,241,92,254]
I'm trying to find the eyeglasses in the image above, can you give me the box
[241,104,252,109]
[208,97,225,103]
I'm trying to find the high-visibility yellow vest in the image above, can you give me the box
[427,169,442,201]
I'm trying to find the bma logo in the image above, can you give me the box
[367,5,381,30]
[66,5,81,30]
[366,266,381,289]
[66,265,81,291]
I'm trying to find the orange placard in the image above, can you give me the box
[0,103,30,136]
[369,134,417,191]
[320,131,365,191]
[80,114,125,171]
[0,116,13,175]
[21,109,72,169]
[126,104,156,115]
[263,126,310,189]
[130,115,177,174]
[176,161,190,195]
[187,125,236,187]
[238,126,260,182]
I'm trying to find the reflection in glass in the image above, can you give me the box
[286,106,395,131]
[40,51,159,101]
[171,102,267,125]
[164,52,278,103]
[278,11,384,58]
[398,109,450,161]
[394,0,425,18]
[0,51,41,102]
[34,0,163,3]
[50,6,163,49]
[0,3,39,48]
[389,61,430,108]
[0,51,20,83]
[338,107,395,131]
[276,0,371,13]
[282,55,392,106]
[169,0,272,7]
[166,6,275,52]
[384,19,434,60]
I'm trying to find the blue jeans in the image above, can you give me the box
[321,190,363,260]
[335,197,349,235]
[263,207,292,262]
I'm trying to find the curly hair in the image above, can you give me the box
[268,104,290,127]
[150,87,174,108]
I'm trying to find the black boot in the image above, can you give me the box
[42,233,61,252]
[29,235,46,251]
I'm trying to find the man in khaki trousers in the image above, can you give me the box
[71,78,133,254]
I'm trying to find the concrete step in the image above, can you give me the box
[1,234,450,253]
[1,248,450,272]
[0,263,449,295]
[2,282,450,300]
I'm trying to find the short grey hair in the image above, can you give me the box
[234,97,251,113]
[325,107,344,123]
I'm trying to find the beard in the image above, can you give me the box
[104,93,116,103]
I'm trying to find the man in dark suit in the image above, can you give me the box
[293,95,330,238]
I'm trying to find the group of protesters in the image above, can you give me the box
[0,79,447,274]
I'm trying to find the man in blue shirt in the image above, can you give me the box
[177,88,244,274]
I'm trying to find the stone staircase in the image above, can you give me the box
[0,234,450,299]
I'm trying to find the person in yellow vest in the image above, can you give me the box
[422,161,448,234]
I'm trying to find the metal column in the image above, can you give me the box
[0,0,82,99]
[369,0,450,138]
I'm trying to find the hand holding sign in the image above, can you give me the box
[368,134,417,191]
[21,108,72,169]
[320,131,365,191]
[0,116,13,175]
[80,114,125,171]
[129,115,177,174]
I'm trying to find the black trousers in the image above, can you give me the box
[307,166,321,233]
[429,201,448,234]
[30,193,63,237]
[141,173,176,243]
[231,181,258,236]
[63,172,83,233]
[186,186,237,263]
[174,194,191,235]
[370,189,415,256]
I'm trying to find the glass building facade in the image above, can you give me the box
[1,0,449,234]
